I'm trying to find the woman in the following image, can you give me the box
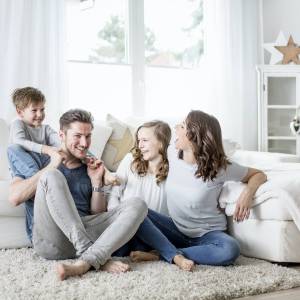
[109,120,194,271]
[134,110,267,266]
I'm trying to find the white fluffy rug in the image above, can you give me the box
[1,248,300,300]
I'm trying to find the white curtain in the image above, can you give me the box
[203,0,260,150]
[0,0,66,129]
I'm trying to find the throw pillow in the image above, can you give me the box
[89,121,113,158]
[101,114,134,171]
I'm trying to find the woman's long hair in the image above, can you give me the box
[131,120,171,185]
[179,110,230,182]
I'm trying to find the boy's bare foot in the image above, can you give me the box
[101,260,130,273]
[130,250,159,262]
[173,254,194,271]
[56,260,91,281]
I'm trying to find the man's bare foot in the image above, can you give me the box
[130,251,159,262]
[56,260,91,281]
[101,260,130,273]
[173,255,194,271]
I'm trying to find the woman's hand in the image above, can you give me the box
[233,168,267,222]
[233,187,253,222]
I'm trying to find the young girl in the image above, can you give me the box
[108,120,170,214]
[109,121,194,271]
[134,111,267,266]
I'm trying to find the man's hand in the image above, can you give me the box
[233,187,253,222]
[86,157,105,187]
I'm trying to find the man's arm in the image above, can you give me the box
[9,151,64,206]
[87,158,107,214]
[90,187,107,214]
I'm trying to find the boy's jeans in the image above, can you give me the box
[7,144,50,241]
[7,144,50,179]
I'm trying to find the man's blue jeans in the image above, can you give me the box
[146,209,241,266]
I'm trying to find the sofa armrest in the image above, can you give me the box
[0,180,26,217]
[231,150,300,169]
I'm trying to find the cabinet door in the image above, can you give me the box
[263,73,297,154]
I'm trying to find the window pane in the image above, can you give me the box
[144,0,204,68]
[67,62,132,119]
[145,67,208,118]
[67,0,127,63]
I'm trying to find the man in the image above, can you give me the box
[8,109,148,280]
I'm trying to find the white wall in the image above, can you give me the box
[263,0,300,42]
[263,0,300,62]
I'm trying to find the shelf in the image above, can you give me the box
[268,105,297,109]
[257,65,300,73]
[268,136,296,140]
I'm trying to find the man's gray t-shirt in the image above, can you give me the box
[166,147,248,238]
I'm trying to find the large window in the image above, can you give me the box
[66,0,204,119]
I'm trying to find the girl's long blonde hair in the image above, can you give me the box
[131,120,171,184]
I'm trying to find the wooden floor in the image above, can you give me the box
[236,287,300,300]
[237,265,300,300]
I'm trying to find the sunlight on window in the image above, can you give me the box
[144,0,204,68]
[145,67,208,118]
[67,62,132,120]
[66,0,206,119]
[67,0,127,63]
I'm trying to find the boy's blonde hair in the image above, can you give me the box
[12,87,45,110]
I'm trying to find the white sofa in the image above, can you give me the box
[229,150,300,262]
[1,118,300,263]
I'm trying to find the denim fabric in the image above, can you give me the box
[147,209,241,266]
[113,215,181,263]
[7,144,50,241]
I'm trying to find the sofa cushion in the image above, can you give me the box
[0,217,31,248]
[0,180,25,217]
[89,121,113,158]
[0,119,10,180]
[101,114,134,171]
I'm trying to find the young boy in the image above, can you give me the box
[8,87,60,175]
[8,87,119,190]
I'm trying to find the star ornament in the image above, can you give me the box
[263,31,287,64]
[275,35,300,64]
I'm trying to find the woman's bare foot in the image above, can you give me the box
[130,250,159,262]
[56,260,91,281]
[173,254,194,271]
[101,260,130,273]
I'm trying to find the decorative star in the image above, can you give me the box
[275,35,300,64]
[108,128,134,166]
[263,31,287,64]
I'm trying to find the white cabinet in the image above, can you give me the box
[257,65,300,155]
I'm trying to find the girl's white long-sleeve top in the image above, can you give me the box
[107,153,168,215]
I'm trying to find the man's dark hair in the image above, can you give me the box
[59,109,94,131]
